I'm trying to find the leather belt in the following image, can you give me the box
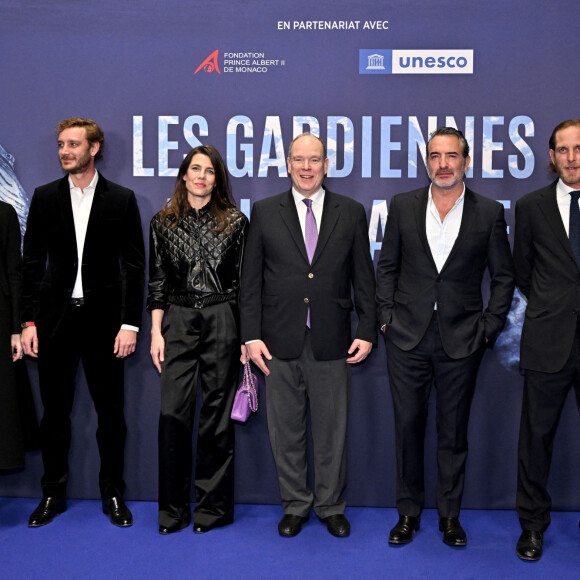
[70,297,85,307]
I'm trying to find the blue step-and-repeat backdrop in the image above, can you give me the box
[1,0,578,510]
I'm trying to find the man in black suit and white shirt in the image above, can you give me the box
[21,117,145,528]
[376,127,514,547]
[240,133,377,538]
[513,119,580,561]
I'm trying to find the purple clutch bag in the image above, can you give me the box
[230,360,258,422]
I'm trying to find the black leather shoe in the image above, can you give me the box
[193,516,233,534]
[322,514,350,537]
[388,515,420,544]
[28,497,67,527]
[102,497,133,527]
[439,517,467,547]
[278,514,309,537]
[516,530,543,561]
[159,519,190,535]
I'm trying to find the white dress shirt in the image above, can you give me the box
[69,171,97,299]
[426,184,465,273]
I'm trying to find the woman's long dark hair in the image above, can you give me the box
[159,145,236,232]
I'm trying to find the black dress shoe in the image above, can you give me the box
[102,497,133,527]
[159,519,190,535]
[278,514,309,537]
[439,517,467,547]
[322,514,350,537]
[193,516,233,534]
[388,515,420,544]
[28,497,67,528]
[516,530,543,561]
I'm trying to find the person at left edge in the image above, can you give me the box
[148,145,248,535]
[0,201,31,471]
[21,117,145,528]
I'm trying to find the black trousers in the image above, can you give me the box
[158,302,239,529]
[266,329,350,519]
[0,287,26,470]
[385,314,485,518]
[37,304,126,499]
[517,321,580,532]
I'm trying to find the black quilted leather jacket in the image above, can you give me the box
[147,204,248,311]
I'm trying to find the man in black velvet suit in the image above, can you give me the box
[376,127,514,547]
[21,118,145,528]
[513,119,580,561]
[240,133,377,538]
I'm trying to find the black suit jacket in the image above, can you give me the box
[240,189,377,361]
[514,180,580,373]
[22,174,145,338]
[0,201,21,335]
[376,186,514,359]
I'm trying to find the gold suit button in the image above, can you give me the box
[304,298,309,303]
[308,273,314,279]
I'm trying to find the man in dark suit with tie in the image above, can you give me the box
[240,133,377,538]
[376,127,514,547]
[513,119,580,561]
[21,117,145,528]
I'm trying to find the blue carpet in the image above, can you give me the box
[0,499,578,579]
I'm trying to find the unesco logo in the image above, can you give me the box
[359,49,474,74]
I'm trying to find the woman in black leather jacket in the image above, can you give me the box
[147,145,248,535]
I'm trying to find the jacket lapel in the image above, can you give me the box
[311,191,340,265]
[279,190,310,264]
[413,187,438,272]
[84,174,106,248]
[279,189,342,267]
[440,187,477,273]
[56,176,78,257]
[536,181,575,262]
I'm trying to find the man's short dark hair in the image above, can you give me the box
[427,127,469,159]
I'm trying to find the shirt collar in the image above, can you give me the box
[427,183,466,207]
[68,169,99,192]
[292,187,325,207]
[557,177,580,198]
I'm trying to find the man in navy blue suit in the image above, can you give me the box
[513,119,580,561]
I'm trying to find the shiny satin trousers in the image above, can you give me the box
[158,301,239,530]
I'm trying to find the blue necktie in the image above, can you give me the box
[569,191,580,268]
[303,199,318,326]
